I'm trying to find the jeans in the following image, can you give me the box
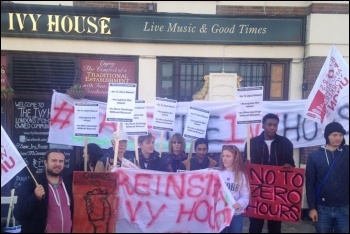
[315,204,349,233]
[220,214,243,233]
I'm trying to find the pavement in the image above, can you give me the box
[242,216,315,233]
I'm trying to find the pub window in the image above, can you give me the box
[157,58,290,101]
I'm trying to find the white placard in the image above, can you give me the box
[236,86,263,124]
[106,83,137,122]
[74,103,99,137]
[123,100,148,136]
[183,106,210,139]
[152,97,177,131]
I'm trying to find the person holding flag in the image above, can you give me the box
[14,149,73,233]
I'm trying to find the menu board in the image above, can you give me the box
[9,99,75,190]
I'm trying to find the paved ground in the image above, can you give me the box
[242,216,315,233]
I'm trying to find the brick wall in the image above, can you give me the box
[303,57,327,99]
[74,2,348,15]
[217,3,348,16]
[75,1,156,12]
[217,6,306,16]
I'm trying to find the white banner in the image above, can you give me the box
[1,125,27,187]
[115,168,235,233]
[48,91,349,152]
[304,45,349,127]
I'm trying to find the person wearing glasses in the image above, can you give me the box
[161,133,187,172]
[244,113,295,233]
[182,138,217,170]
[219,145,250,233]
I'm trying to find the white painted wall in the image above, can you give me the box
[138,56,157,103]
[306,14,349,61]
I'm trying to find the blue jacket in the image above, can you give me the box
[306,145,349,210]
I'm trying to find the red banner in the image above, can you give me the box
[72,171,118,233]
[244,164,305,222]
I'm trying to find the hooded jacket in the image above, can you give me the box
[306,145,349,210]
[14,172,73,233]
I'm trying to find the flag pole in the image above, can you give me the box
[187,139,194,159]
[84,137,88,171]
[113,122,120,167]
[26,166,39,185]
[134,135,140,167]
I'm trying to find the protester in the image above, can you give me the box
[218,144,250,233]
[77,143,104,171]
[182,138,217,170]
[161,133,187,172]
[138,133,164,171]
[95,130,136,172]
[14,149,73,233]
[306,121,349,233]
[244,113,295,233]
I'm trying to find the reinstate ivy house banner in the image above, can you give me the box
[1,3,305,45]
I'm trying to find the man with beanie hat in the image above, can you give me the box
[306,121,349,233]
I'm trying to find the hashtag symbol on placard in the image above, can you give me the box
[50,101,74,129]
[99,112,116,133]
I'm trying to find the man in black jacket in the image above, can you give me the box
[14,149,73,233]
[244,113,295,233]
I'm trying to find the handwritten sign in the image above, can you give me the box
[236,86,263,124]
[81,59,136,97]
[123,100,148,136]
[106,83,137,122]
[152,97,177,131]
[245,164,305,222]
[72,171,118,233]
[74,103,99,137]
[183,106,210,139]
[116,168,234,232]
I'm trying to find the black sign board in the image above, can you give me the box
[7,99,75,191]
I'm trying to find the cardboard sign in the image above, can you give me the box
[72,171,118,233]
[245,164,305,222]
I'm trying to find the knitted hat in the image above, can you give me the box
[324,122,346,145]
